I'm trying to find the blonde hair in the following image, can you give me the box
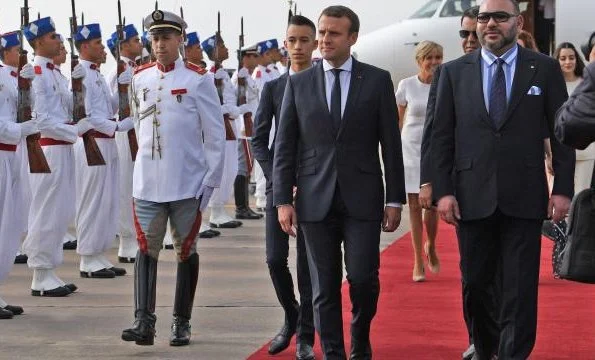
[415,40,443,64]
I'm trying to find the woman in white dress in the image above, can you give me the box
[395,41,443,282]
[554,42,592,193]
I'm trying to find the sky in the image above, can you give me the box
[0,0,427,73]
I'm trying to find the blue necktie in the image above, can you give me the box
[330,68,343,133]
[489,58,507,128]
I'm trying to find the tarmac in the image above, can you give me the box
[0,206,410,360]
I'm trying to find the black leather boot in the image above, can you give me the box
[170,253,199,346]
[235,175,263,220]
[122,252,157,345]
[268,264,299,355]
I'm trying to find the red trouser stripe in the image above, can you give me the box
[180,210,202,261]
[131,199,148,254]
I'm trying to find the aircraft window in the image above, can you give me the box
[439,0,478,17]
[409,0,442,19]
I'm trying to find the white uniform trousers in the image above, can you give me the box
[115,131,138,258]
[15,138,31,235]
[74,138,119,258]
[23,145,76,269]
[0,150,22,282]
[209,140,238,208]
[575,159,595,194]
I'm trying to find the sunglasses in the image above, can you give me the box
[459,30,478,39]
[477,11,518,23]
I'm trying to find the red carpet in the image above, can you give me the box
[247,223,595,359]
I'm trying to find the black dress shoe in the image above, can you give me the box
[31,286,72,297]
[296,343,315,360]
[164,244,174,250]
[63,240,77,250]
[169,316,192,346]
[349,341,372,360]
[3,305,23,315]
[209,220,243,229]
[14,254,28,264]
[110,267,127,276]
[256,207,266,212]
[199,230,215,238]
[463,344,476,360]
[208,229,221,236]
[119,256,136,263]
[268,324,296,355]
[80,268,116,278]
[235,208,263,220]
[0,307,14,319]
[122,312,156,346]
[65,283,78,293]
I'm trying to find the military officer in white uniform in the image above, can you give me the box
[121,10,224,347]
[202,34,243,229]
[73,23,131,279]
[22,18,87,297]
[0,30,38,317]
[107,24,143,263]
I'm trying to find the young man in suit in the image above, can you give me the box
[273,6,406,359]
[253,15,317,360]
[431,0,575,358]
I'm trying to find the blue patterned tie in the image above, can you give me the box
[489,58,507,128]
[330,68,343,133]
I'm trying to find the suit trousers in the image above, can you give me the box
[265,185,314,344]
[457,208,541,360]
[300,186,381,360]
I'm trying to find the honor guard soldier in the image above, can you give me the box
[277,47,288,75]
[73,22,131,279]
[120,9,225,346]
[231,44,262,220]
[1,32,32,266]
[184,31,220,239]
[52,34,79,252]
[22,17,85,297]
[202,34,243,229]
[0,30,38,317]
[107,24,143,263]
[251,39,279,212]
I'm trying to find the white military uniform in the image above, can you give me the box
[74,59,120,273]
[22,56,79,291]
[251,64,276,209]
[208,66,241,225]
[107,56,138,260]
[0,65,27,288]
[131,58,224,259]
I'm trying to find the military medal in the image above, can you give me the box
[171,88,187,103]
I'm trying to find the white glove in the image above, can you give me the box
[222,104,240,119]
[237,68,250,79]
[116,117,135,132]
[72,63,86,79]
[195,185,214,211]
[238,103,253,114]
[20,120,39,137]
[19,64,36,80]
[214,68,228,80]
[117,68,133,85]
[76,118,93,135]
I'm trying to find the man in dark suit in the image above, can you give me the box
[252,15,318,360]
[431,0,575,358]
[273,6,406,360]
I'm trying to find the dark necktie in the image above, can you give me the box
[330,68,343,133]
[489,58,507,128]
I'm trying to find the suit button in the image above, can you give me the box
[494,132,501,138]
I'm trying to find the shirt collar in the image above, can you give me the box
[80,59,100,71]
[34,55,54,66]
[288,65,312,76]
[156,57,182,73]
[121,56,136,68]
[481,44,518,66]
[322,56,353,73]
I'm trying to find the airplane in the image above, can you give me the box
[352,0,595,87]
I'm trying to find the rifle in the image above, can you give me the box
[116,0,138,161]
[70,0,105,166]
[213,12,236,141]
[18,0,51,173]
[179,6,187,62]
[236,17,253,174]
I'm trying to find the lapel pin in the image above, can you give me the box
[530,65,535,69]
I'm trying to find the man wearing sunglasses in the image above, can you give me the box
[420,6,485,360]
[430,0,574,359]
